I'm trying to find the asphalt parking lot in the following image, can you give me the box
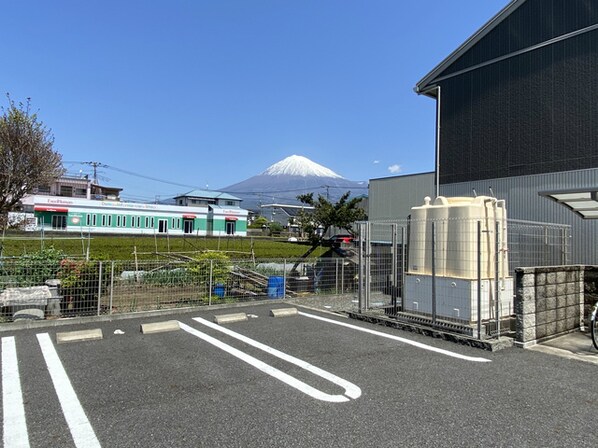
[2,303,598,447]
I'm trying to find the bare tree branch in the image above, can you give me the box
[0,95,63,224]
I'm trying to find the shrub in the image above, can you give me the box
[7,246,66,286]
[189,251,232,285]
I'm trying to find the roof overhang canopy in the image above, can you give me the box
[539,189,598,219]
[34,206,68,213]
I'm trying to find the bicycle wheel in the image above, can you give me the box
[591,303,598,350]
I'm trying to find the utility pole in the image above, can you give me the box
[83,161,107,184]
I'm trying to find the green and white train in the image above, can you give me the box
[25,196,248,236]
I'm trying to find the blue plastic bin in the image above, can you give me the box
[213,283,225,298]
[267,276,285,298]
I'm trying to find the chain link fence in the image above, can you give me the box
[355,218,571,338]
[0,254,360,322]
[0,218,571,339]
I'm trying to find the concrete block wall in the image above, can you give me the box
[514,266,584,347]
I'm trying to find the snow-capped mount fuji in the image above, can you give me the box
[262,155,343,178]
[221,155,366,212]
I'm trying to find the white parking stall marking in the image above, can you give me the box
[36,333,102,448]
[179,321,361,402]
[298,312,492,363]
[2,337,30,448]
[192,316,361,399]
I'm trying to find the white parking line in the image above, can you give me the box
[192,316,361,399]
[298,312,492,363]
[36,333,102,448]
[179,321,361,402]
[2,337,30,448]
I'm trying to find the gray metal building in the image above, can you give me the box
[368,0,598,264]
[368,172,435,221]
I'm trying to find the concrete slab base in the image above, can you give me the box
[56,328,103,344]
[348,311,513,351]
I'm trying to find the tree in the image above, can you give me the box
[292,191,366,271]
[0,96,63,226]
[248,216,269,229]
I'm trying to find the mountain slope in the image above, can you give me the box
[221,155,366,211]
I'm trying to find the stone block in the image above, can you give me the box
[565,317,579,331]
[546,284,557,298]
[537,286,547,300]
[523,274,536,288]
[566,305,580,319]
[515,273,524,290]
[522,313,536,328]
[556,307,566,321]
[546,296,557,311]
[566,294,580,307]
[547,272,557,285]
[556,320,567,334]
[522,287,536,302]
[556,271,567,284]
[546,321,557,336]
[536,297,547,312]
[522,327,536,343]
[537,311,547,325]
[535,324,546,340]
[556,283,567,297]
[546,308,557,324]
[521,299,536,315]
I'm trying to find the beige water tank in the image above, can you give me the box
[424,196,450,276]
[445,196,507,279]
[407,196,430,274]
[407,196,508,280]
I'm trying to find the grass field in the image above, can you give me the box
[0,231,327,260]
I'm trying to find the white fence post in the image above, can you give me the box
[97,261,103,316]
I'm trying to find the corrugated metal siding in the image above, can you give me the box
[368,173,435,221]
[438,26,598,184]
[441,0,598,77]
[440,168,598,264]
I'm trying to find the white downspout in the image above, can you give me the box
[435,86,441,198]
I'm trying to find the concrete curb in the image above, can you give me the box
[140,320,181,334]
[270,308,298,318]
[347,311,513,352]
[213,313,248,324]
[56,328,103,344]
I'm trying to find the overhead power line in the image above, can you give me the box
[63,161,368,196]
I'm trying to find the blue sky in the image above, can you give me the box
[3,0,509,202]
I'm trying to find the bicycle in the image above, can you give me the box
[591,302,598,350]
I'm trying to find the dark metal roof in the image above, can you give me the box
[415,0,526,97]
[540,188,598,219]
